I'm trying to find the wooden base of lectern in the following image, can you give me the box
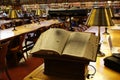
[44,58,88,80]
[24,58,89,80]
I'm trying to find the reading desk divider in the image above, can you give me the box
[30,28,98,80]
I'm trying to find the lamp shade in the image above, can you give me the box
[85,7,114,26]
[8,9,19,19]
[35,9,42,16]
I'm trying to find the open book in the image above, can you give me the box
[30,28,98,62]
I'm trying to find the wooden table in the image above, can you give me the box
[0,19,59,42]
[24,25,120,80]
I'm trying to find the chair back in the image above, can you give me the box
[19,34,25,50]
[8,34,25,53]
[0,41,10,69]
[6,34,25,66]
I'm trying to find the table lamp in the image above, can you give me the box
[35,9,42,23]
[8,9,19,31]
[35,9,42,16]
[85,7,114,57]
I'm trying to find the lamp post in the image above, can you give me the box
[85,6,114,57]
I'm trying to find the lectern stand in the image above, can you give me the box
[24,58,89,80]
[43,58,89,80]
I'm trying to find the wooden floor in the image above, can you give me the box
[24,26,120,80]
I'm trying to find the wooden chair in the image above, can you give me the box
[6,34,26,67]
[24,27,48,56]
[24,30,41,56]
[0,40,11,80]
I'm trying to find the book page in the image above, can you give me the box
[62,32,98,61]
[30,28,70,55]
[83,33,98,61]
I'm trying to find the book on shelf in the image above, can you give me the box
[30,28,98,62]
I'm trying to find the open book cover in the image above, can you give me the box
[30,28,98,62]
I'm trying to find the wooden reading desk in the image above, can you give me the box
[24,25,120,80]
[0,19,59,42]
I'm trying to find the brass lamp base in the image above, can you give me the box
[12,28,17,31]
[103,32,109,35]
[103,27,109,35]
[97,43,105,57]
[12,26,17,31]
[97,51,105,57]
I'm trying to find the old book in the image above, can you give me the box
[30,28,98,61]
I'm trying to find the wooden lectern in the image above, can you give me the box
[43,58,89,80]
[28,28,98,80]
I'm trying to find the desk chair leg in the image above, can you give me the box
[23,54,27,62]
[25,52,29,59]
[24,41,29,58]
[20,50,27,62]
[5,68,11,80]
